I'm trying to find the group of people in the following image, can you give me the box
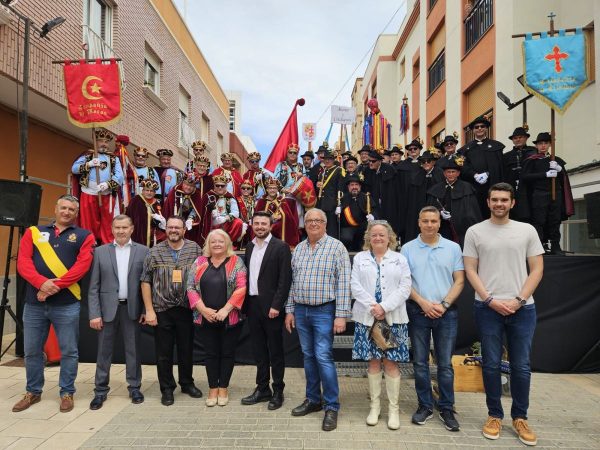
[14,177,544,446]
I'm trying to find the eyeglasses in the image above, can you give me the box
[305,219,325,224]
[241,187,253,190]
[135,154,148,158]
[249,159,260,163]
[214,184,226,188]
[473,125,487,129]
[420,159,434,164]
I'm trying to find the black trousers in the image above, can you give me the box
[154,306,195,393]
[324,210,339,240]
[340,226,366,252]
[197,321,242,388]
[248,302,285,392]
[531,189,562,243]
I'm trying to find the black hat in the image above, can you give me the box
[390,145,403,155]
[345,174,363,186]
[533,132,552,144]
[301,150,315,159]
[383,149,392,156]
[322,149,336,159]
[405,139,423,150]
[509,127,530,140]
[417,150,438,162]
[317,141,329,153]
[441,134,459,146]
[341,151,352,158]
[343,155,358,165]
[358,144,372,154]
[368,150,383,161]
[468,115,491,130]
[442,155,466,171]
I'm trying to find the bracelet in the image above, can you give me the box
[483,296,494,306]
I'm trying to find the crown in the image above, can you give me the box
[287,143,299,151]
[247,151,261,161]
[194,156,210,166]
[265,178,282,189]
[139,179,159,190]
[240,180,253,188]
[213,174,229,185]
[191,140,207,151]
[220,152,234,161]
[95,129,113,142]
[135,147,149,155]
[156,148,173,157]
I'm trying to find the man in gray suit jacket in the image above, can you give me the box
[88,215,149,410]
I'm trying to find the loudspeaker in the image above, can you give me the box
[0,179,42,228]
[585,191,600,239]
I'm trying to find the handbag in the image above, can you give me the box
[369,319,399,351]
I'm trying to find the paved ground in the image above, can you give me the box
[1,345,599,450]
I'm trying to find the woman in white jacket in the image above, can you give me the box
[351,220,411,430]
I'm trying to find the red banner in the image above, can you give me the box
[63,59,122,128]
[264,98,305,173]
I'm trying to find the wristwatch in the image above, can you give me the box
[441,300,451,310]
[516,296,526,306]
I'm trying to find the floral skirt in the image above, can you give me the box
[352,322,410,362]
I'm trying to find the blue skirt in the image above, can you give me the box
[352,322,410,362]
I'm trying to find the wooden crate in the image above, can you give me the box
[452,355,485,393]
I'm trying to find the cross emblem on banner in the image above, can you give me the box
[545,45,569,73]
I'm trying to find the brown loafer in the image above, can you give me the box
[12,392,41,412]
[60,394,74,412]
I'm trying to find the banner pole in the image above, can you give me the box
[549,13,556,201]
[91,127,102,206]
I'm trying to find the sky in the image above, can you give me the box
[172,0,408,158]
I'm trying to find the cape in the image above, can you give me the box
[404,166,445,243]
[162,183,204,243]
[125,194,166,247]
[254,195,299,247]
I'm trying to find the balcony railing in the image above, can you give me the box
[465,0,493,53]
[81,24,126,90]
[428,51,445,95]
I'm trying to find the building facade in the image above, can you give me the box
[352,0,599,253]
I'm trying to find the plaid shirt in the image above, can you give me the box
[286,235,351,318]
[141,239,202,312]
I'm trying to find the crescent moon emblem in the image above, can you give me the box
[81,75,103,100]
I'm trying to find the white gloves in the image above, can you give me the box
[549,161,562,172]
[241,222,248,236]
[255,173,263,181]
[211,209,219,218]
[366,214,375,222]
[97,182,109,191]
[440,210,452,220]
[152,214,166,229]
[474,172,489,185]
[185,218,193,230]
[87,158,101,168]
[214,215,227,225]
[335,206,341,216]
[546,170,558,178]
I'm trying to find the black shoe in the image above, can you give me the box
[549,241,566,255]
[268,391,284,410]
[291,399,322,416]
[130,389,144,404]
[412,405,433,425]
[439,410,460,431]
[181,384,203,398]
[161,390,174,406]
[322,410,338,431]
[241,387,272,405]
[89,395,106,410]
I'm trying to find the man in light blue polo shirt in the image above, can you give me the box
[401,206,464,432]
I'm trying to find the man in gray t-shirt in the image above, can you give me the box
[463,183,544,447]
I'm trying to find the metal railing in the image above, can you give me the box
[428,51,445,95]
[81,24,126,90]
[465,0,493,53]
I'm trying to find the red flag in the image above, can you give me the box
[264,98,305,172]
[63,59,122,128]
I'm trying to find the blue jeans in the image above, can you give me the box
[473,301,536,420]
[407,301,458,411]
[23,302,80,397]
[294,302,340,411]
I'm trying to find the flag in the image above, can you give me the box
[264,98,305,172]
[63,59,122,127]
[523,29,590,113]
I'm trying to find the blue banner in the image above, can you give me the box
[522,30,590,113]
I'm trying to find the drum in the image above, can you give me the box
[288,176,317,208]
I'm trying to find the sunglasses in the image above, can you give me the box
[241,187,253,190]
[473,125,487,129]
[249,159,260,163]
[135,154,148,158]
[288,151,298,155]
[420,159,434,164]
[443,142,455,147]
[214,184,226,188]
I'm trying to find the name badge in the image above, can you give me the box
[172,269,182,283]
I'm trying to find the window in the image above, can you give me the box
[429,114,446,146]
[428,51,445,94]
[144,47,161,95]
[413,57,420,81]
[179,86,191,147]
[201,113,210,142]
[563,199,600,254]
[399,58,406,82]
[85,0,112,45]
[465,0,493,53]
[217,132,224,155]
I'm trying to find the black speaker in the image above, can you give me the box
[0,179,42,228]
[585,191,600,239]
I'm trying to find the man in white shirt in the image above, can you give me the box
[88,215,149,410]
[241,212,292,410]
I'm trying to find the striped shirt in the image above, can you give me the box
[141,239,202,312]
[286,235,351,318]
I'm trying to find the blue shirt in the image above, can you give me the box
[400,235,464,303]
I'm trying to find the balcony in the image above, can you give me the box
[464,0,493,54]
[82,24,125,89]
[428,51,445,95]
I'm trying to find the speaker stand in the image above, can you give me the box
[0,226,24,361]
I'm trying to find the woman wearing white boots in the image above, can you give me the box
[351,220,412,430]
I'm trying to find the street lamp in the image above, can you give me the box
[497,76,534,128]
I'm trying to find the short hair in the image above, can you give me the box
[202,229,235,257]
[362,220,398,251]
[304,208,327,224]
[112,214,133,225]
[419,205,441,218]
[57,194,79,208]
[488,182,515,200]
[166,216,185,227]
[252,211,274,224]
